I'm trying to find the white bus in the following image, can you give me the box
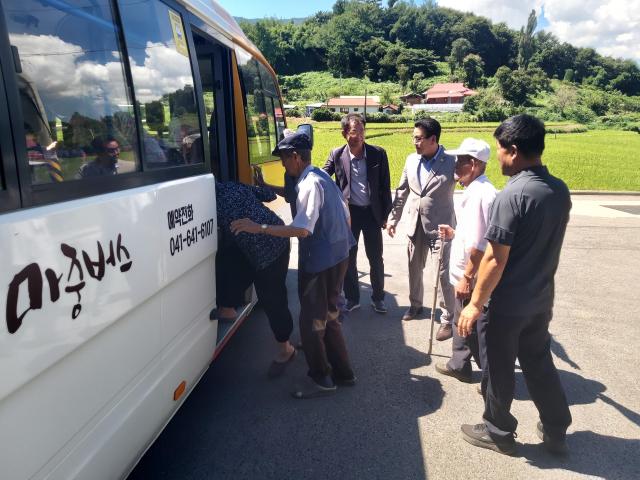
[0,1,288,478]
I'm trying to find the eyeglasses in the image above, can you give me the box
[106,147,120,153]
[412,136,425,143]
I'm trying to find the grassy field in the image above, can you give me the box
[288,119,640,191]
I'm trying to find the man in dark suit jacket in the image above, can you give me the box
[323,113,392,313]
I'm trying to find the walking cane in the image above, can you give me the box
[427,236,445,356]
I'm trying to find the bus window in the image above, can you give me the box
[5,0,140,184]
[258,66,286,141]
[119,0,203,168]
[237,55,272,165]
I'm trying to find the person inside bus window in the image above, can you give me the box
[77,137,120,178]
[215,180,296,378]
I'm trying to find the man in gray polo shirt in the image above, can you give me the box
[457,115,572,455]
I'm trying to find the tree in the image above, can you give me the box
[494,66,541,105]
[461,54,484,88]
[452,16,502,74]
[550,84,578,116]
[563,69,574,82]
[517,9,537,70]
[407,73,425,94]
[380,85,395,105]
[448,38,472,73]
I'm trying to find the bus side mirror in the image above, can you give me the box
[296,123,314,150]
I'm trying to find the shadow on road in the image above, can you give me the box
[129,269,443,480]
[519,431,639,479]
[513,369,639,428]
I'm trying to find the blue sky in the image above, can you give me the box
[215,0,335,19]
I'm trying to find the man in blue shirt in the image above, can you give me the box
[458,115,572,456]
[231,133,356,399]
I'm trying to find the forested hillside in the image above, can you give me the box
[239,0,640,128]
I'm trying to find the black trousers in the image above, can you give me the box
[479,309,572,440]
[344,205,385,303]
[298,258,354,383]
[448,298,483,374]
[216,243,293,343]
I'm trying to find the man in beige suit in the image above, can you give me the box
[387,118,456,340]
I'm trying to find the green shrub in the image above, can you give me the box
[365,113,409,123]
[413,110,435,121]
[564,105,596,124]
[285,107,302,118]
[311,108,341,121]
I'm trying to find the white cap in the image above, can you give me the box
[445,138,491,163]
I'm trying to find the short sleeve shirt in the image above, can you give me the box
[449,175,496,284]
[291,165,350,233]
[485,166,571,315]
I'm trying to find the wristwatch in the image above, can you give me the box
[260,223,268,232]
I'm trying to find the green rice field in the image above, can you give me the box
[289,120,640,191]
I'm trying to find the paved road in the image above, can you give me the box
[129,195,640,480]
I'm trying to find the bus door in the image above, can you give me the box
[188,26,255,349]
[191,30,235,182]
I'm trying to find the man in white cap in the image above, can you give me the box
[435,138,496,383]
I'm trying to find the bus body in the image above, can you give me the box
[0,1,286,478]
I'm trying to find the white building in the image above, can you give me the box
[326,96,380,115]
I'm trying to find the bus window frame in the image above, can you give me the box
[0,52,20,213]
[188,20,237,181]
[0,0,212,211]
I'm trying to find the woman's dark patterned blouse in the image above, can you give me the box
[216,181,288,271]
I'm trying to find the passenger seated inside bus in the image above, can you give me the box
[77,137,120,178]
[215,180,296,377]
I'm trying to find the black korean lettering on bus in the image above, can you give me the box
[5,235,133,334]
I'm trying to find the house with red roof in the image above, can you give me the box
[326,96,381,115]
[423,83,477,104]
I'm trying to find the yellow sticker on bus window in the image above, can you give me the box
[168,10,189,57]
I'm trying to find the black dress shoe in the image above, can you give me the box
[461,423,517,455]
[402,306,424,321]
[537,422,568,455]
[435,362,472,383]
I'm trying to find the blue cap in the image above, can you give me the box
[272,132,312,156]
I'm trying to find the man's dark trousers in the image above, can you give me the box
[448,298,482,375]
[479,309,572,440]
[298,258,354,382]
[344,204,384,303]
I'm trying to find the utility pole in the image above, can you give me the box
[364,86,367,122]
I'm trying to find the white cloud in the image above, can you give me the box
[9,33,196,119]
[127,42,194,104]
[544,0,640,63]
[437,0,542,29]
[437,0,640,64]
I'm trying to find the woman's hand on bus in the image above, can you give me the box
[230,218,260,234]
